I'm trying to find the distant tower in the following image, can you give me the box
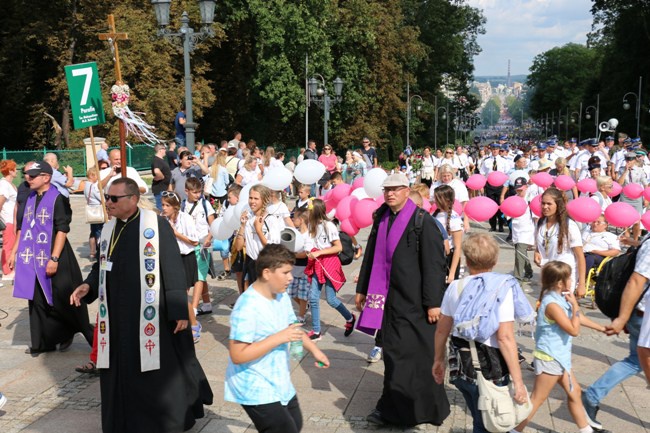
[507,59,511,87]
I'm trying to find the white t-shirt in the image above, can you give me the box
[238,167,259,186]
[441,276,514,347]
[182,198,216,241]
[512,206,535,246]
[0,178,17,224]
[536,219,583,288]
[430,179,469,203]
[266,202,290,227]
[244,212,282,260]
[304,221,339,251]
[435,210,463,250]
[100,166,149,194]
[168,211,198,255]
[582,230,620,254]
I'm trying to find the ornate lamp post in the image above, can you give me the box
[406,82,423,149]
[584,94,599,138]
[308,75,343,147]
[151,0,216,154]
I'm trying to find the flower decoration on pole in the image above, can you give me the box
[110,81,161,146]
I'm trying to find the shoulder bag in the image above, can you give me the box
[85,184,105,224]
[469,339,532,432]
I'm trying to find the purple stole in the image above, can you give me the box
[13,187,59,306]
[357,199,417,335]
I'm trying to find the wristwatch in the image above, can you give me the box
[50,256,59,263]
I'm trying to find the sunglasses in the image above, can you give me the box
[445,151,453,154]
[161,191,180,200]
[104,193,134,203]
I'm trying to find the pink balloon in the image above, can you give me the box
[430,202,437,214]
[375,194,385,205]
[325,198,336,213]
[465,174,487,190]
[531,172,554,188]
[608,182,622,198]
[529,195,542,217]
[351,177,365,191]
[331,183,352,202]
[623,183,644,199]
[464,196,499,222]
[335,196,358,221]
[454,199,463,215]
[500,196,528,218]
[644,187,650,202]
[422,200,432,212]
[642,211,650,231]
[566,196,602,223]
[604,202,640,228]
[577,178,597,194]
[340,218,360,236]
[351,199,379,228]
[487,171,508,187]
[554,175,575,191]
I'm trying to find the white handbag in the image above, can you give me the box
[469,340,532,432]
[85,183,105,224]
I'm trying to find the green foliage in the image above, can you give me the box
[481,98,500,127]
[0,0,485,155]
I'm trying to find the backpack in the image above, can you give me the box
[595,240,649,319]
[338,231,355,265]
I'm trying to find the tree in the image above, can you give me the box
[481,97,500,127]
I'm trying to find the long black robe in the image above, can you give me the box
[16,191,92,352]
[84,212,213,433]
[357,205,450,427]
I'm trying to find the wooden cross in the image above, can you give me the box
[98,14,128,83]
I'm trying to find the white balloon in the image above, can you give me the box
[234,201,250,220]
[209,218,224,239]
[223,205,239,231]
[294,159,326,185]
[217,218,235,240]
[262,167,293,191]
[351,188,370,200]
[239,181,259,205]
[327,209,337,219]
[364,168,388,198]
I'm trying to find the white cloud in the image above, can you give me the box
[466,0,593,76]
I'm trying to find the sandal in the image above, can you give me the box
[75,361,98,375]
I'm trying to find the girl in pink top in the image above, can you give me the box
[318,145,338,173]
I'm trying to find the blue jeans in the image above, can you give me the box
[452,376,509,433]
[309,276,352,334]
[584,313,643,406]
[154,193,163,211]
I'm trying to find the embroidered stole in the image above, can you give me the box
[14,187,59,305]
[357,199,416,335]
[96,209,161,372]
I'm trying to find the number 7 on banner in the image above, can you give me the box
[64,62,106,130]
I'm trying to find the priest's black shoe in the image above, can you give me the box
[58,338,74,352]
[366,409,385,425]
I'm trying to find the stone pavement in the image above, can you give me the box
[0,195,648,432]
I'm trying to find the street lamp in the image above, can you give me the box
[584,94,599,138]
[406,82,423,149]
[570,106,581,142]
[308,74,343,147]
[151,0,216,154]
[622,76,643,137]
[434,96,447,150]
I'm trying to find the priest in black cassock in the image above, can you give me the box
[71,178,212,433]
[10,160,93,354]
[355,173,450,427]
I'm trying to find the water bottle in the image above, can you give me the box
[289,321,303,361]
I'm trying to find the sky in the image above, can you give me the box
[467,0,594,77]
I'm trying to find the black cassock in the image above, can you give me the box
[16,193,93,352]
[357,206,450,427]
[84,213,213,433]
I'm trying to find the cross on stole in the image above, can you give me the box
[36,208,50,225]
[145,340,156,355]
[19,248,34,264]
[35,250,49,267]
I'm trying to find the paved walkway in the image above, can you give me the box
[0,195,648,432]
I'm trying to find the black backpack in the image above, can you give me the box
[595,240,648,319]
[338,231,355,265]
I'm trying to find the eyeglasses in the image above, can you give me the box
[382,186,408,193]
[362,141,370,144]
[161,191,180,200]
[104,193,134,203]
[324,147,332,151]
[445,151,453,155]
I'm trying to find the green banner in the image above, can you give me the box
[64,62,105,129]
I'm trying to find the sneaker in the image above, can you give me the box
[196,304,213,316]
[354,245,363,260]
[217,270,230,281]
[366,408,385,425]
[0,392,6,410]
[581,393,603,430]
[296,315,305,324]
[192,323,202,344]
[344,313,356,337]
[307,331,321,341]
[367,346,382,363]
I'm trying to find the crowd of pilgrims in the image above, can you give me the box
[1,130,649,433]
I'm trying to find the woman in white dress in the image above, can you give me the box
[533,187,586,296]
